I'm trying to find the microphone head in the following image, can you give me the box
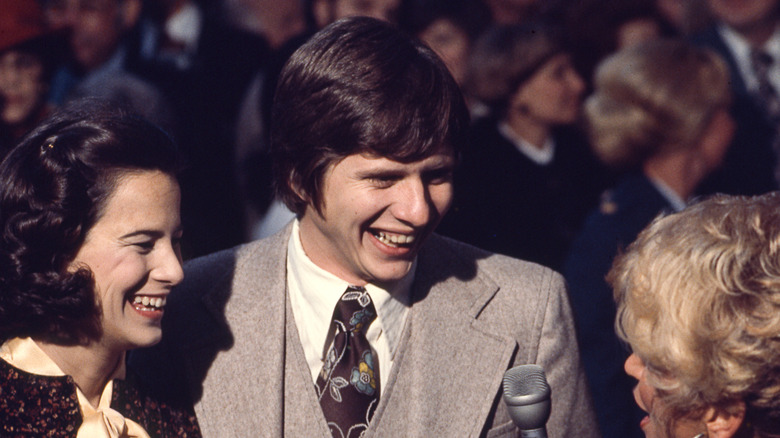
[502,364,552,430]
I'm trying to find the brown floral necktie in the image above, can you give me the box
[316,286,380,437]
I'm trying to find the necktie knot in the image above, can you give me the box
[335,286,376,335]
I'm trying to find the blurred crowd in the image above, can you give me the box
[2,1,780,436]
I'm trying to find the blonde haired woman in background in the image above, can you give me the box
[610,193,780,437]
[563,39,736,437]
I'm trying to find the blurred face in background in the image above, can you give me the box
[707,0,779,32]
[42,0,139,72]
[419,18,471,85]
[617,18,662,50]
[314,0,401,27]
[223,0,306,49]
[0,50,46,126]
[485,0,539,24]
[510,53,585,126]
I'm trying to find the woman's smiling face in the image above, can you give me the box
[70,170,183,353]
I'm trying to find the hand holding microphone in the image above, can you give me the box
[502,364,551,438]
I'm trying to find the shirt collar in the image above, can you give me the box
[0,337,127,381]
[287,219,413,359]
[498,121,556,165]
[718,23,780,90]
[647,176,687,212]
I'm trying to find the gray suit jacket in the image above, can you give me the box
[130,224,598,437]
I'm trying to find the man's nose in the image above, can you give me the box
[392,178,433,227]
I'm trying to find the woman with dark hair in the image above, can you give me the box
[0,100,201,436]
[438,21,612,270]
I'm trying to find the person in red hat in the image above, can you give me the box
[0,0,64,158]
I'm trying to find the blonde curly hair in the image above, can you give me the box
[585,39,731,169]
[609,193,780,437]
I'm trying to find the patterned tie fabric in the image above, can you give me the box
[316,286,380,438]
[750,49,780,183]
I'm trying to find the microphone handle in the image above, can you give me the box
[520,428,548,438]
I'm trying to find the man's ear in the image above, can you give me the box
[705,402,745,438]
[288,170,312,209]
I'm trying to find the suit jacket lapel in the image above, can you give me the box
[188,225,292,434]
[373,235,516,436]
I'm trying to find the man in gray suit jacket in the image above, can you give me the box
[131,17,599,437]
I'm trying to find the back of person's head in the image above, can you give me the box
[466,21,564,116]
[0,98,178,344]
[585,38,730,169]
[610,193,780,437]
[270,16,469,216]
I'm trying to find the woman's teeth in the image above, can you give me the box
[132,295,166,309]
[375,231,415,247]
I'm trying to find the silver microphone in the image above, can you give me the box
[502,364,551,438]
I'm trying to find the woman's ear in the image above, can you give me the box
[704,402,745,438]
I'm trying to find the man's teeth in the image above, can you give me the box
[375,231,415,247]
[132,296,166,309]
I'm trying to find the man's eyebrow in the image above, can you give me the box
[355,168,406,178]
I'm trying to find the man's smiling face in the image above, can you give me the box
[297,148,455,286]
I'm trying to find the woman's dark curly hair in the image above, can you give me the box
[0,99,179,344]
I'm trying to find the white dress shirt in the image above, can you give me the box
[286,220,412,394]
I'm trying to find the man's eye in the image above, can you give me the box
[369,175,400,187]
[426,169,453,184]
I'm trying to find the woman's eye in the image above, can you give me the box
[133,241,155,253]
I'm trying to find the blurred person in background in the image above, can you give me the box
[402,0,492,114]
[610,193,780,438]
[691,0,780,196]
[40,0,175,132]
[0,0,63,158]
[483,0,539,25]
[565,0,678,93]
[438,21,612,271]
[563,39,735,438]
[127,0,276,259]
[656,0,713,35]
[311,0,404,28]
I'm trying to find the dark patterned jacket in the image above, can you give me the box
[0,357,201,437]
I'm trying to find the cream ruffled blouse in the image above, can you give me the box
[0,337,150,438]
